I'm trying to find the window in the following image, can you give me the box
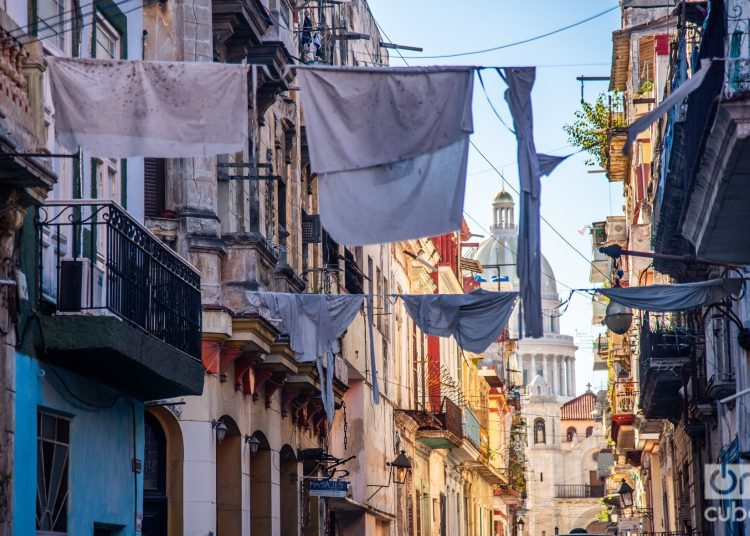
[376,267,382,332]
[540,472,543,482]
[586,426,594,438]
[533,418,546,444]
[94,14,120,59]
[144,158,166,217]
[566,427,577,442]
[382,277,390,339]
[38,0,67,51]
[37,411,70,534]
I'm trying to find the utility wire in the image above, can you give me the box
[469,141,614,284]
[398,4,621,59]
[373,13,614,287]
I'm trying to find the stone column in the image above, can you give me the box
[542,354,547,380]
[551,355,559,395]
[530,354,536,380]
[569,357,576,395]
[559,356,566,396]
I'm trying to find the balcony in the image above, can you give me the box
[36,201,204,400]
[0,19,55,197]
[212,0,271,61]
[653,0,750,270]
[554,484,605,499]
[404,397,463,449]
[639,323,692,420]
[593,333,608,371]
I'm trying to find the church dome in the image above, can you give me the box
[494,190,514,204]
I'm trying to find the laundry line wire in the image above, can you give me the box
[370,15,616,290]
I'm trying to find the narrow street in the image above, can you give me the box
[0,1,748,535]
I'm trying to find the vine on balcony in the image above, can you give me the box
[563,91,627,170]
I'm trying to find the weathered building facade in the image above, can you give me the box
[590,0,750,534]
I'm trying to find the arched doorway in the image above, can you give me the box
[144,412,168,535]
[216,416,242,536]
[249,431,272,536]
[279,445,299,535]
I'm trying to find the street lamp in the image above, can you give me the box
[604,300,633,335]
[618,478,634,508]
[245,434,261,456]
[516,517,525,534]
[212,419,228,445]
[388,450,412,484]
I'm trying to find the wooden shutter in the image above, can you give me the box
[301,212,321,244]
[144,158,166,217]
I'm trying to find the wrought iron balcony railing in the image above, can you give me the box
[554,484,605,499]
[37,201,202,359]
[612,381,638,416]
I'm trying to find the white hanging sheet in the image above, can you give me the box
[502,67,543,338]
[48,58,248,158]
[296,66,474,245]
[253,292,366,421]
[400,289,519,353]
[597,278,742,312]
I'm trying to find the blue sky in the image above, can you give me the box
[369,0,624,394]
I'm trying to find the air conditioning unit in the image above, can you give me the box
[605,216,627,242]
[58,258,106,313]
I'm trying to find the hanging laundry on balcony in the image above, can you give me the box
[296,65,474,245]
[400,289,518,353]
[597,278,742,312]
[500,66,543,338]
[622,59,713,155]
[253,292,368,420]
[48,58,247,158]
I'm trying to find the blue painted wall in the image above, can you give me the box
[14,353,144,535]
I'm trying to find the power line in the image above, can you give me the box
[372,13,614,288]
[397,4,621,60]
[469,141,614,284]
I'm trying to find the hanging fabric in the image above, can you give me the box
[537,153,572,176]
[622,59,714,155]
[597,278,742,312]
[253,292,366,421]
[400,289,518,353]
[48,58,248,158]
[296,65,474,245]
[500,66,544,338]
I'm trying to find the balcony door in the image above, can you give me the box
[143,412,168,536]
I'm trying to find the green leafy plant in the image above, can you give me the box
[636,80,654,96]
[563,91,627,169]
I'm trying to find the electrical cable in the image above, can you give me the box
[372,13,615,287]
[397,4,621,60]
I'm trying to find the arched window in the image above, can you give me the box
[566,427,577,442]
[534,418,546,444]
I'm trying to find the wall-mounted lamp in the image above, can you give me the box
[212,419,228,445]
[388,450,412,485]
[516,517,525,533]
[245,434,261,456]
[618,478,634,508]
[367,450,412,500]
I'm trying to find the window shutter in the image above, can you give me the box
[301,213,321,244]
[144,158,166,217]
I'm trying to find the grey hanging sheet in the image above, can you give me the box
[296,66,474,245]
[48,58,248,158]
[501,67,544,338]
[400,289,519,353]
[598,278,742,312]
[253,292,366,421]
